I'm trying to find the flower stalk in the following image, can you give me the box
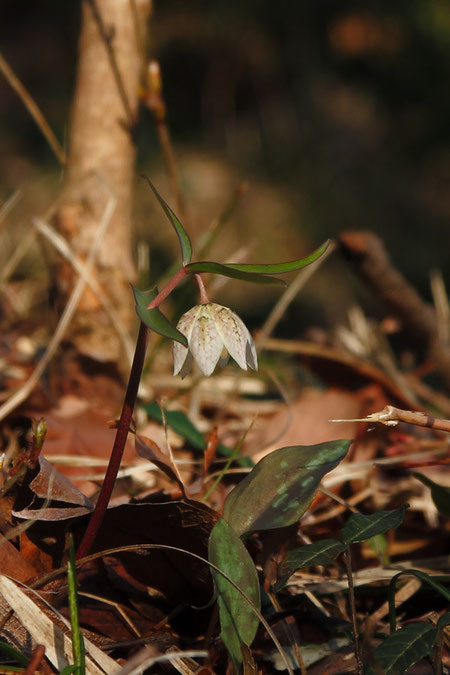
[76,179,330,559]
[76,320,149,559]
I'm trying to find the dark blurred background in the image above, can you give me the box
[1,0,449,333]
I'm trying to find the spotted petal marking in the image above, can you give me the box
[189,306,223,376]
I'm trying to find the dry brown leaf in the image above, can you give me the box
[0,574,120,673]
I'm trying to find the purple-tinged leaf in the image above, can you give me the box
[223,440,350,537]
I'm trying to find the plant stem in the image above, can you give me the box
[76,320,149,559]
[195,274,209,304]
[147,265,187,309]
[23,645,46,675]
[343,548,364,675]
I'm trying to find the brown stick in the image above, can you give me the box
[0,51,66,165]
[339,231,450,389]
[331,404,450,433]
[85,0,135,130]
[143,60,187,222]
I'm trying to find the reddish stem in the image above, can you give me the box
[147,265,187,309]
[76,321,149,559]
[195,273,209,304]
[24,645,45,675]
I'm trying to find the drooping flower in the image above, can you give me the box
[173,303,258,377]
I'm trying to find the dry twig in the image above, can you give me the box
[0,50,66,165]
[331,404,450,433]
[339,231,450,388]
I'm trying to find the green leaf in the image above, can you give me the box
[341,506,406,544]
[133,286,188,347]
[388,570,450,633]
[223,440,350,537]
[209,518,260,670]
[191,240,330,277]
[143,401,253,468]
[413,472,450,517]
[275,539,347,591]
[186,261,285,286]
[142,176,192,265]
[437,611,450,630]
[371,622,437,675]
[0,641,29,667]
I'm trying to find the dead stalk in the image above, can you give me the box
[0,51,66,165]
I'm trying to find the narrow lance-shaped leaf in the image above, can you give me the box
[186,261,285,286]
[142,176,192,265]
[223,440,350,537]
[275,539,347,591]
[413,472,450,517]
[341,507,406,544]
[369,622,437,675]
[133,286,188,347]
[189,240,330,279]
[388,569,450,633]
[209,518,261,671]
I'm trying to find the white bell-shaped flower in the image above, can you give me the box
[173,303,258,377]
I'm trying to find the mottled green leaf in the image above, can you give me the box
[223,440,350,537]
[341,506,405,544]
[186,261,285,286]
[133,286,188,347]
[142,176,192,265]
[275,539,347,590]
[143,401,253,468]
[209,518,260,670]
[413,472,450,517]
[371,622,437,675]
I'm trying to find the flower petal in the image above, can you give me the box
[173,340,188,376]
[189,306,223,376]
[173,305,201,376]
[245,331,258,370]
[179,350,193,378]
[212,304,248,370]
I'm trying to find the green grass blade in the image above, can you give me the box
[67,535,85,675]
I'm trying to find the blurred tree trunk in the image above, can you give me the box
[55,0,151,362]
